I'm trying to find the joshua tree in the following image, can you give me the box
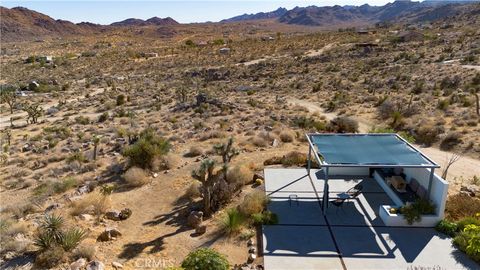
[92,135,100,160]
[22,102,43,124]
[192,159,216,216]
[213,137,239,180]
[0,85,17,114]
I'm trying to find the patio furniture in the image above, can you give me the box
[390,176,407,193]
[338,183,364,200]
[289,194,299,206]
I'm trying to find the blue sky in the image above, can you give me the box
[2,1,399,24]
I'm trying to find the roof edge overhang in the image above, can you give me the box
[306,133,440,169]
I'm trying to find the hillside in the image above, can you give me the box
[110,16,179,26]
[221,7,287,22]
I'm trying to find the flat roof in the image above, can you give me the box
[307,133,439,168]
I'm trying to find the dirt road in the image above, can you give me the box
[288,98,480,182]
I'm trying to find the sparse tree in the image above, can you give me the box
[0,85,17,114]
[192,159,216,216]
[175,87,188,104]
[22,102,43,124]
[442,153,461,180]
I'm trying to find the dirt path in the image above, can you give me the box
[237,42,338,67]
[287,98,480,182]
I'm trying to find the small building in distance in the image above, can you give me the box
[38,55,53,63]
[219,47,231,55]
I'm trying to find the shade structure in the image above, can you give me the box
[309,134,437,167]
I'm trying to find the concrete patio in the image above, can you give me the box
[263,168,478,270]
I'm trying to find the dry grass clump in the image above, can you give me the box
[70,192,110,216]
[445,194,480,221]
[227,165,253,188]
[124,167,149,187]
[73,244,96,260]
[279,131,295,143]
[184,146,203,157]
[238,190,268,216]
[185,180,202,200]
[199,130,226,141]
[252,136,268,147]
[264,151,307,167]
[152,154,178,171]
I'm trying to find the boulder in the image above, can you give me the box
[460,185,480,197]
[187,211,203,228]
[97,228,122,242]
[247,253,256,263]
[195,224,207,235]
[112,261,123,269]
[71,258,87,270]
[86,260,105,270]
[247,239,255,247]
[105,208,132,221]
[248,246,256,254]
[79,214,93,221]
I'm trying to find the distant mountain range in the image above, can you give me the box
[1,1,479,42]
[220,7,288,22]
[223,0,479,26]
[110,17,178,27]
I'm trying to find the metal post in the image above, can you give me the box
[323,167,329,214]
[427,168,434,198]
[307,144,312,174]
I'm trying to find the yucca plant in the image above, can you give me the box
[40,214,64,242]
[221,208,245,235]
[34,231,56,251]
[60,228,87,251]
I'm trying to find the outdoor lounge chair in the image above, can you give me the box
[345,183,364,199]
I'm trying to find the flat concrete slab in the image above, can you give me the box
[333,226,479,270]
[268,198,326,225]
[265,168,324,193]
[263,169,478,270]
[263,225,343,270]
[325,193,392,226]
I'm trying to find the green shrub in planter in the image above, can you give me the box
[399,199,435,225]
[181,248,229,270]
[436,220,458,237]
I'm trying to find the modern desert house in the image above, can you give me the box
[306,133,448,227]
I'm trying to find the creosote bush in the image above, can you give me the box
[238,190,268,216]
[181,248,229,270]
[123,128,170,169]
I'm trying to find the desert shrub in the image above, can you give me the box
[221,208,245,235]
[70,192,110,216]
[124,167,149,187]
[369,127,416,143]
[436,219,458,237]
[445,194,480,221]
[98,112,109,122]
[457,217,480,231]
[122,128,170,169]
[279,131,295,142]
[328,117,358,133]
[282,151,307,167]
[184,146,203,157]
[74,116,90,125]
[185,181,201,199]
[437,99,450,111]
[251,210,278,225]
[181,248,229,270]
[454,224,480,262]
[252,136,268,147]
[440,132,462,151]
[53,177,78,194]
[116,94,126,106]
[67,152,87,163]
[152,154,178,171]
[414,125,441,146]
[35,245,68,268]
[292,116,326,131]
[226,165,253,188]
[238,190,268,216]
[73,245,96,260]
